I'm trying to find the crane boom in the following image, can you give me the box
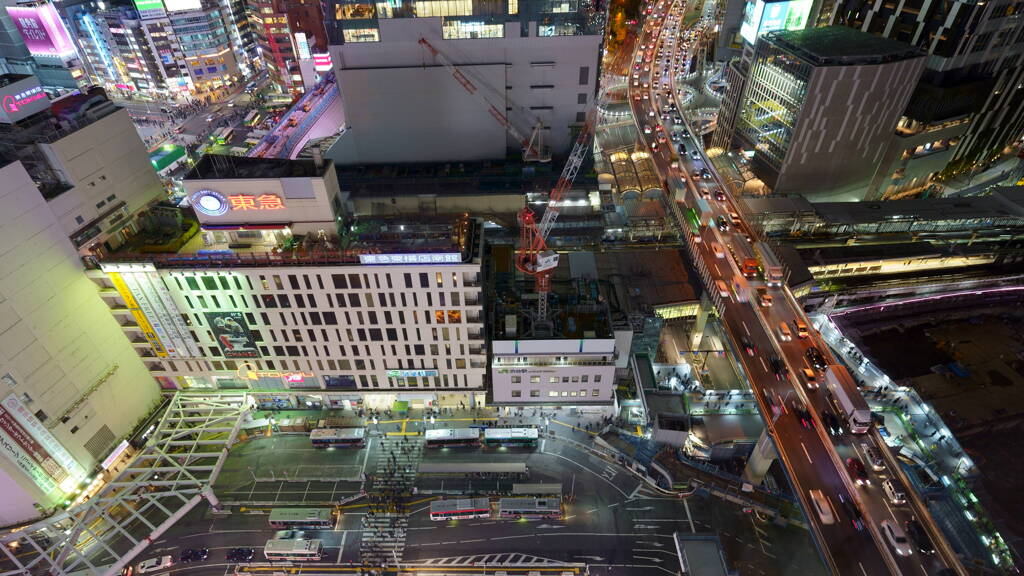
[418,37,549,162]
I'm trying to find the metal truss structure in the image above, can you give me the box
[0,393,248,576]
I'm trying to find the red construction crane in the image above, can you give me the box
[515,111,595,321]
[418,37,550,163]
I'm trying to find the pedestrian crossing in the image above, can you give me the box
[418,553,571,566]
[358,436,424,565]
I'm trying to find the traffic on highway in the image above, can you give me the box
[627,0,965,574]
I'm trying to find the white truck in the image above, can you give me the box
[825,365,871,434]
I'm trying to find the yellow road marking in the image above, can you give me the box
[550,419,597,436]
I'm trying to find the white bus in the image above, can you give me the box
[424,428,481,448]
[263,538,323,561]
[429,498,491,521]
[310,427,365,448]
[497,497,563,520]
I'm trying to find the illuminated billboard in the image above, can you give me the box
[6,3,78,59]
[162,0,202,12]
[0,393,88,499]
[206,312,260,358]
[0,74,50,124]
[133,0,166,18]
[739,0,811,45]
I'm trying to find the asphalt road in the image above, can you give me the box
[625,0,960,574]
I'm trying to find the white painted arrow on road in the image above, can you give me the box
[635,541,665,547]
[632,524,658,529]
[634,556,664,563]
[537,524,566,529]
[574,556,605,561]
[626,507,654,511]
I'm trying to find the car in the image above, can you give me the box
[658,134,668,144]
[671,132,681,142]
[729,211,741,225]
[739,336,756,356]
[777,322,792,341]
[648,109,656,117]
[677,142,687,154]
[701,169,712,180]
[846,457,870,486]
[882,479,906,504]
[633,93,641,101]
[226,547,256,562]
[690,150,700,159]
[805,346,827,370]
[716,217,730,232]
[794,319,810,338]
[710,241,725,258]
[643,92,649,100]
[757,287,773,307]
[274,529,306,540]
[715,280,729,299]
[644,124,653,134]
[768,355,788,381]
[793,399,812,429]
[180,548,209,563]
[880,519,914,556]
[837,493,864,531]
[801,367,818,389]
[822,410,842,436]
[808,489,834,525]
[714,190,727,202]
[864,445,885,471]
[137,556,174,574]
[204,115,214,122]
[904,520,934,554]
[650,140,658,150]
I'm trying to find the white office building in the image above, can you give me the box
[323,0,604,164]
[0,80,163,526]
[90,155,487,411]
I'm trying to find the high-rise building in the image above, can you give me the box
[247,0,327,94]
[825,0,1024,194]
[0,78,163,526]
[89,154,488,410]
[321,0,604,164]
[1,1,87,93]
[733,26,925,199]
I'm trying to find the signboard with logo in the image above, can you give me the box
[294,32,311,60]
[0,394,87,498]
[0,74,50,124]
[6,3,78,59]
[205,312,260,358]
[133,0,166,18]
[313,53,332,72]
[162,0,202,11]
[387,370,439,378]
[359,253,461,265]
[191,189,286,216]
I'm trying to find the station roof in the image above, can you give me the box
[813,189,1024,225]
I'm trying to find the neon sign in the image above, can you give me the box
[387,370,439,378]
[228,194,285,211]
[1,86,46,115]
[191,190,286,216]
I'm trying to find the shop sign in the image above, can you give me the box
[0,394,87,497]
[192,189,286,216]
[386,370,439,378]
[236,362,312,381]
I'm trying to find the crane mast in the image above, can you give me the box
[516,111,595,322]
[418,37,549,163]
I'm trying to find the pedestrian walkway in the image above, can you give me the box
[359,436,423,566]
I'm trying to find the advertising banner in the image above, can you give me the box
[108,271,168,357]
[6,3,78,58]
[205,312,260,358]
[0,74,50,124]
[0,394,87,498]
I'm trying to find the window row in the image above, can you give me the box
[509,389,602,397]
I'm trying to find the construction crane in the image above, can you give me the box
[417,37,550,163]
[515,111,595,323]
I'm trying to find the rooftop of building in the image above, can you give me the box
[488,244,614,340]
[766,26,924,66]
[186,154,330,180]
[0,85,122,200]
[795,241,999,264]
[94,206,482,269]
[0,73,32,88]
[595,249,701,311]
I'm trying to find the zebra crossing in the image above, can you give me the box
[417,553,572,566]
[358,435,423,565]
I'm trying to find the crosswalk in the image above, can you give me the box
[418,553,571,566]
[359,436,424,565]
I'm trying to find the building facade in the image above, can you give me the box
[248,0,327,94]
[322,0,603,164]
[826,0,1024,187]
[0,80,163,526]
[91,155,487,411]
[733,26,925,199]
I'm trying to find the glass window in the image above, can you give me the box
[511,390,521,397]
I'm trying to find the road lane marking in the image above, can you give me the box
[542,450,629,498]
[859,562,868,576]
[683,499,696,533]
[801,442,813,464]
[742,321,750,336]
[760,357,768,371]
[335,531,347,563]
